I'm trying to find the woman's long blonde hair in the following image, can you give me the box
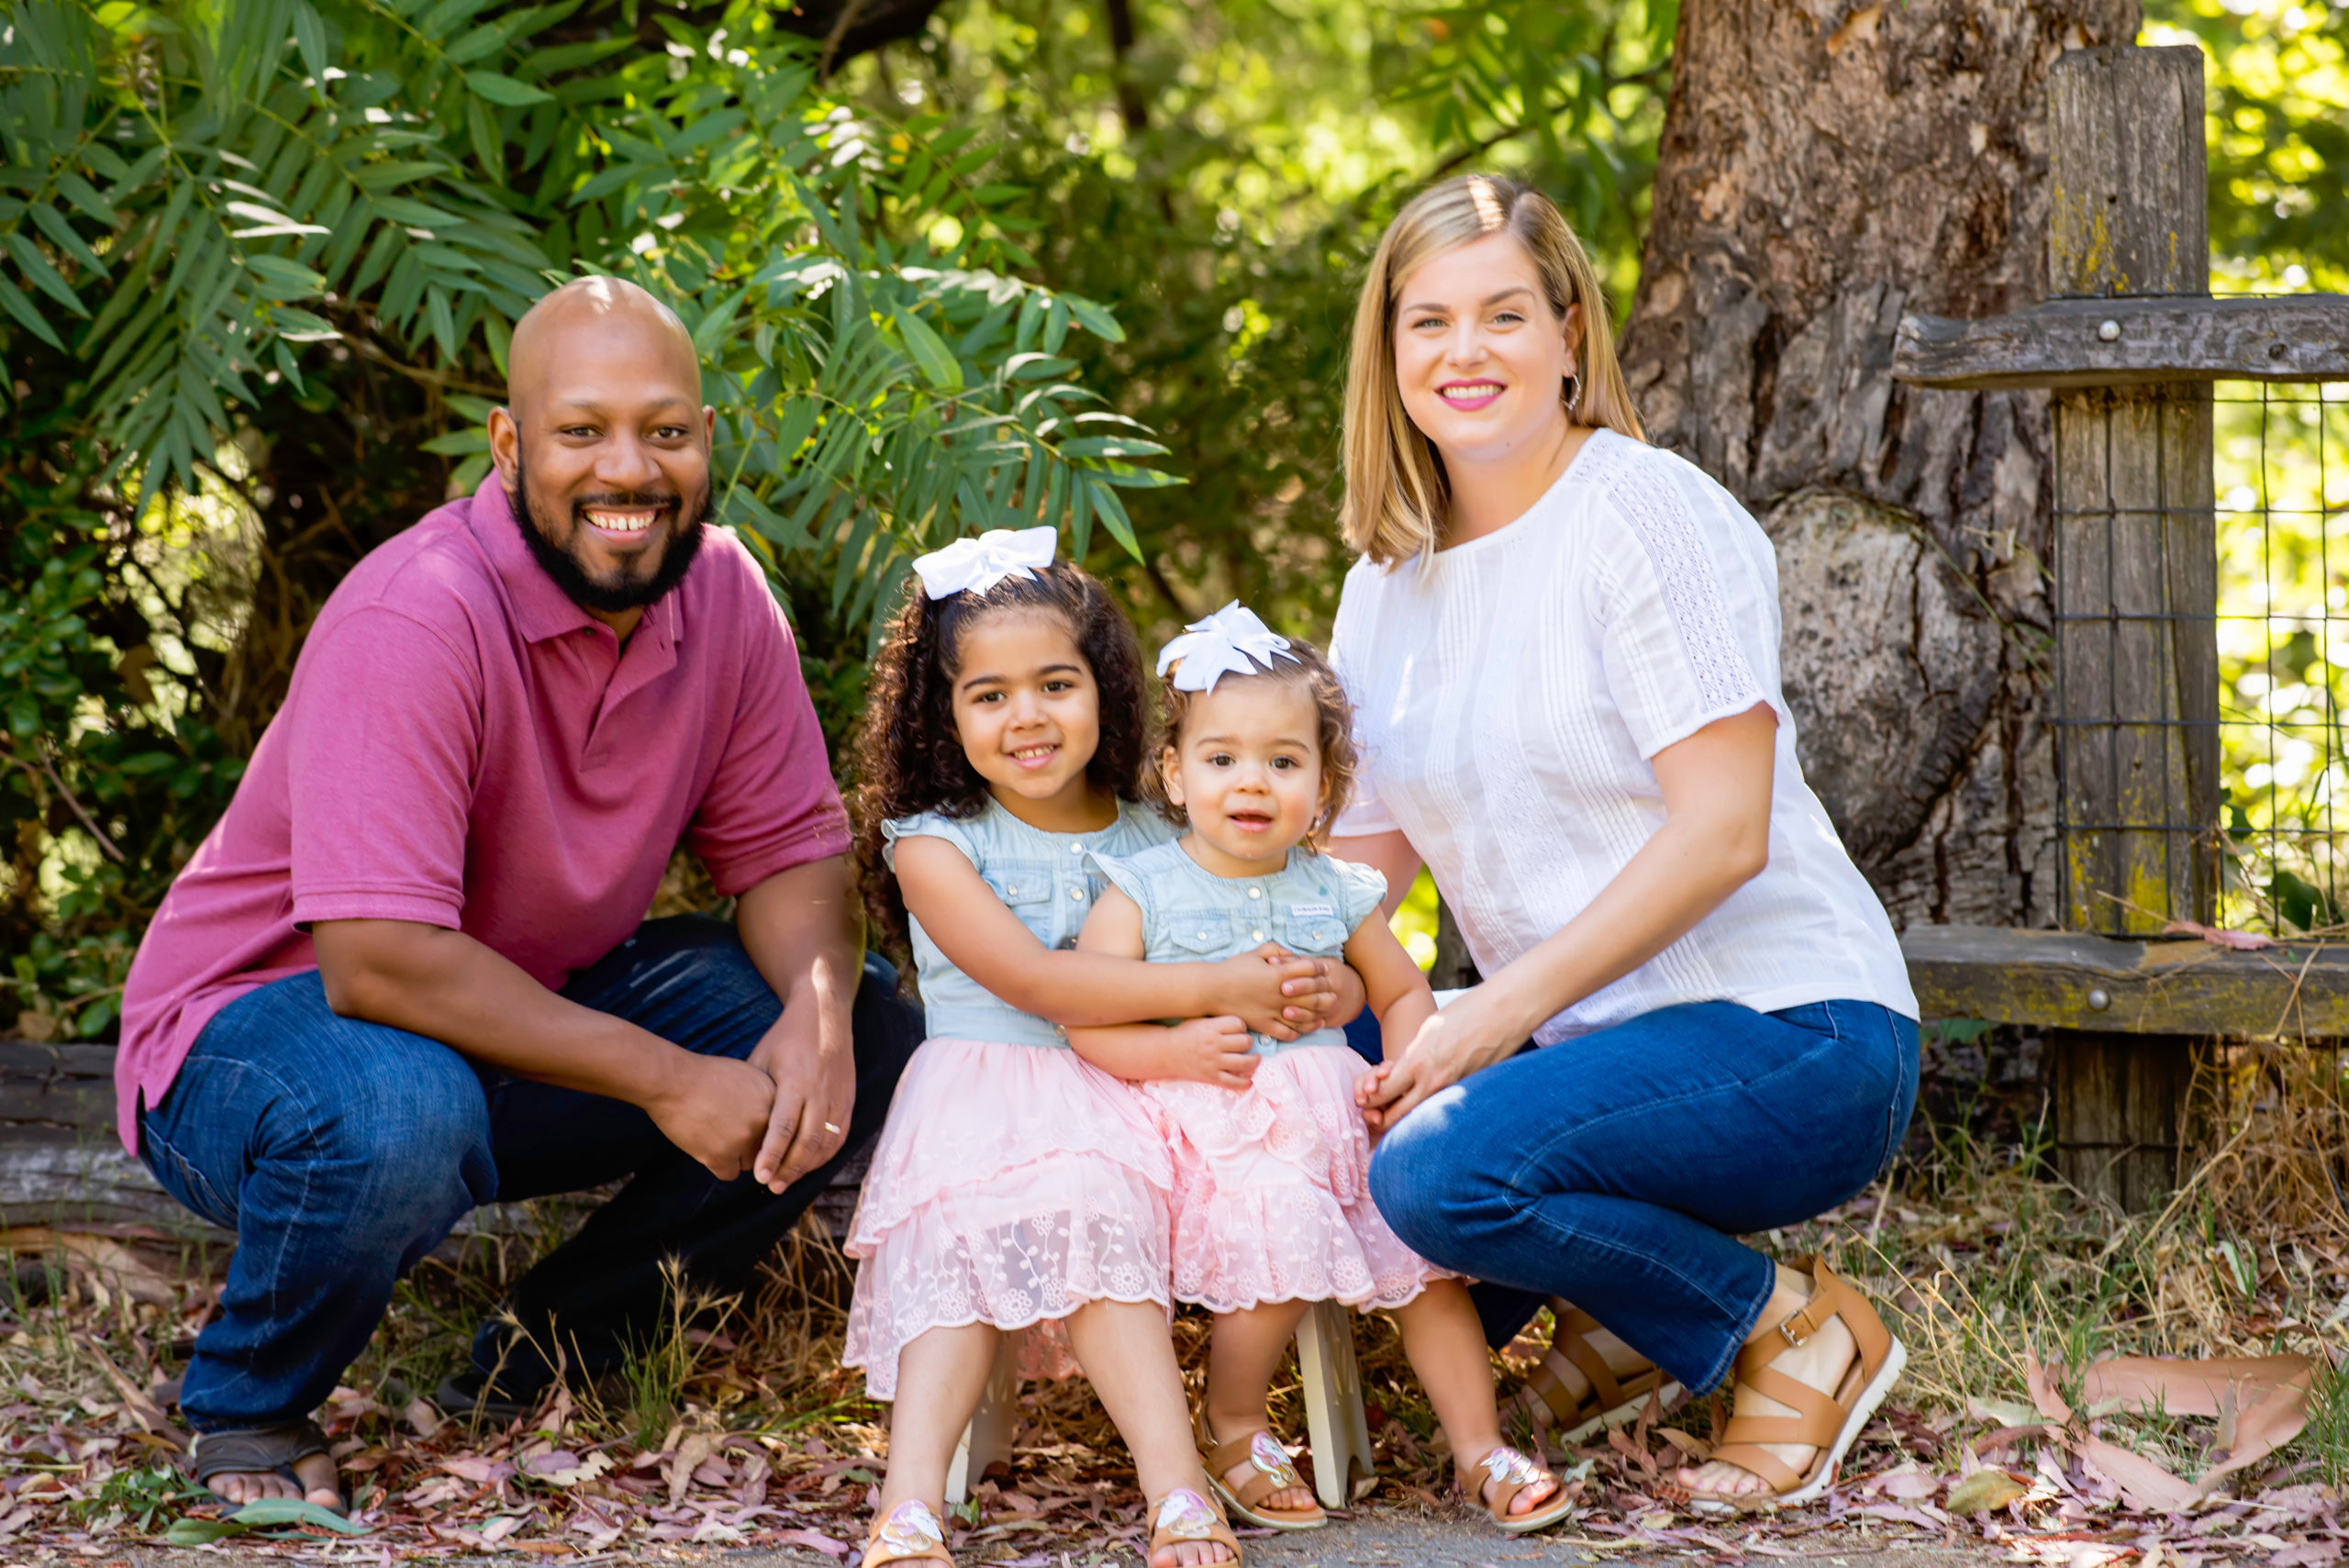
[1340,174,1644,565]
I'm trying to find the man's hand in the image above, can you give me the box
[1163,1016,1260,1089]
[746,988,854,1193]
[645,1054,778,1180]
[1218,945,1344,1040]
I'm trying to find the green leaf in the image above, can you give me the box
[0,271,65,349]
[1059,435,1168,460]
[3,232,86,315]
[447,21,510,63]
[28,203,107,275]
[241,253,326,300]
[54,172,120,227]
[464,71,555,107]
[290,0,329,82]
[1061,295,1124,343]
[227,1497,369,1535]
[421,428,491,455]
[891,308,963,391]
[1003,352,1074,382]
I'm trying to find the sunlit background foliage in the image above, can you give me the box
[0,0,2339,1034]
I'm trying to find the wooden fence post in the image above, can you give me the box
[2042,45,2216,1207]
[2049,45,2218,935]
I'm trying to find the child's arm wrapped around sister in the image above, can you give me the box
[894,833,1349,1039]
[1061,885,1262,1088]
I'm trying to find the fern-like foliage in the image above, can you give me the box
[0,0,1175,633]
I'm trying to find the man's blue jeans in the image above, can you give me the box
[136,915,922,1435]
[1363,998,1917,1396]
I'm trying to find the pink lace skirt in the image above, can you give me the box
[1143,1043,1452,1315]
[842,1038,1174,1401]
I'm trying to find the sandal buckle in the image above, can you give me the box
[1777,1315,1811,1349]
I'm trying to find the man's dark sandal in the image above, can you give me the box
[190,1418,349,1516]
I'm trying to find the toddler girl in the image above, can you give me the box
[1069,604,1572,1538]
[846,533,1353,1568]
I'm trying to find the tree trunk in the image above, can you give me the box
[1620,0,2142,930]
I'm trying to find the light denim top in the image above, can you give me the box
[883,797,1177,1050]
[1088,841,1387,1056]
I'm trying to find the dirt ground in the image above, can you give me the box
[45,1516,2022,1566]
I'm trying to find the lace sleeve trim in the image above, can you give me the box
[1596,450,1765,715]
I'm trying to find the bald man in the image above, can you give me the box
[118,278,922,1510]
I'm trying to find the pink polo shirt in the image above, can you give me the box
[115,477,850,1152]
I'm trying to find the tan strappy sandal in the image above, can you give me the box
[863,1498,954,1564]
[1198,1420,1325,1530]
[1462,1443,1575,1535]
[1685,1255,1907,1515]
[1148,1487,1243,1564]
[1518,1300,1682,1444]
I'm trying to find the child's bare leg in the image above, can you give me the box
[1063,1300,1234,1568]
[877,1322,1001,1517]
[1204,1300,1315,1512]
[1393,1280,1558,1518]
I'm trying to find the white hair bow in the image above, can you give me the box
[910,526,1057,600]
[1156,601,1298,693]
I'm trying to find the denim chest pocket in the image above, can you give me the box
[1281,914,1347,955]
[1166,913,1233,955]
[983,859,1057,908]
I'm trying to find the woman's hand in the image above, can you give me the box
[1359,983,1530,1132]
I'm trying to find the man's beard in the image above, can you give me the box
[507,449,712,616]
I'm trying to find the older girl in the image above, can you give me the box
[1332,175,1919,1513]
[847,537,1355,1566]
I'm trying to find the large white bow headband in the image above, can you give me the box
[1156,602,1298,693]
[910,526,1057,599]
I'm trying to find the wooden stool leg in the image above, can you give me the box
[945,1333,1020,1506]
[1293,1299,1374,1508]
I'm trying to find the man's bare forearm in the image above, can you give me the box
[735,855,862,1016]
[312,919,689,1106]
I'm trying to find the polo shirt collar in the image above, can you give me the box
[470,474,685,650]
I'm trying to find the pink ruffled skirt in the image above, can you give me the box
[843,1039,1174,1401]
[1143,1043,1452,1315]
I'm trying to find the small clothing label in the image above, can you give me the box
[1287,901,1335,918]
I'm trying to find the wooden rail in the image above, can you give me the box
[1901,925,2349,1036]
[1895,295,2349,390]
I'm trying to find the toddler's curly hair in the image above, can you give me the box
[1144,635,1358,851]
[852,562,1149,955]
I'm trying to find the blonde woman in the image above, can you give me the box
[1330,175,1919,1512]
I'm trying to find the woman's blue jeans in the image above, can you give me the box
[136,915,922,1436]
[1360,998,1917,1396]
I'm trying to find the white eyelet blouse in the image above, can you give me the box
[1328,429,1917,1045]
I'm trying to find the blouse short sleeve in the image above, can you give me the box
[1591,458,1784,760]
[1329,856,1389,936]
[880,810,980,873]
[1084,849,1157,925]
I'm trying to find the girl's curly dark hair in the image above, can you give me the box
[1142,636,1359,851]
[852,562,1150,956]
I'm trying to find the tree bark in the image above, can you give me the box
[1620,0,2142,930]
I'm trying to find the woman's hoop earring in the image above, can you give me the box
[1562,372,1584,417]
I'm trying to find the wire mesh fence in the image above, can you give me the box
[2053,379,2349,938]
[2216,380,2349,933]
